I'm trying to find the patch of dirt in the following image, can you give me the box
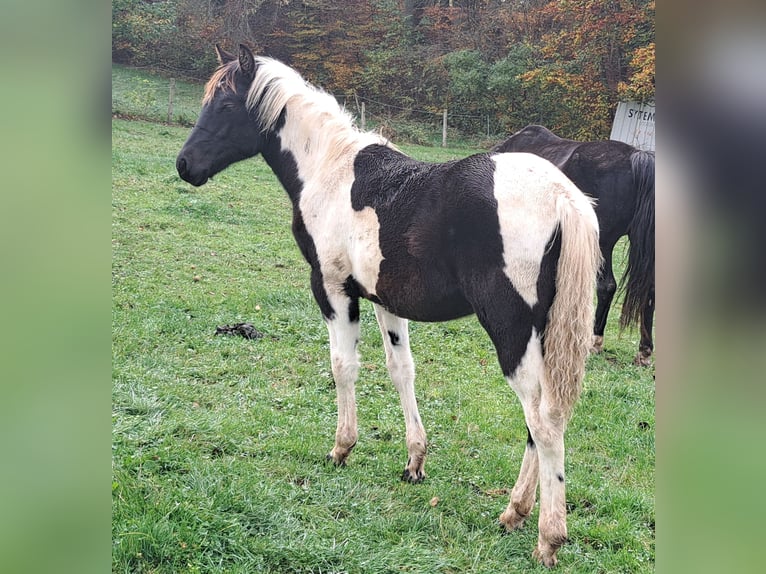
[214,322,264,340]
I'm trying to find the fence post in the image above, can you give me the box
[442,109,447,148]
[361,101,366,131]
[168,78,175,124]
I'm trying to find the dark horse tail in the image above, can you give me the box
[619,150,655,330]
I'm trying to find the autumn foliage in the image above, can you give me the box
[113,0,654,140]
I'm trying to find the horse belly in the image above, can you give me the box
[375,266,474,322]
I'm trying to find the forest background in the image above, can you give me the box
[112,0,654,142]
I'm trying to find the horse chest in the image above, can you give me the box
[297,189,385,296]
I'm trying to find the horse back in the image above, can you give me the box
[498,128,638,240]
[347,145,576,324]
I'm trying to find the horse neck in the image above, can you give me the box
[259,101,384,205]
[259,129,305,205]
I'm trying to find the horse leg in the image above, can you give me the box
[635,286,655,366]
[373,304,427,483]
[502,335,568,567]
[469,272,567,566]
[320,287,362,467]
[592,242,617,353]
[498,425,539,531]
[530,393,569,568]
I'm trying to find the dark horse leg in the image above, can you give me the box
[591,240,617,354]
[635,286,655,366]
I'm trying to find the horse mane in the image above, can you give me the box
[246,57,387,167]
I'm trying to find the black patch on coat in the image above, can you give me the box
[342,276,361,323]
[260,120,336,320]
[458,227,559,377]
[532,227,562,349]
[261,111,304,205]
[349,145,505,322]
[526,426,535,448]
[387,331,400,346]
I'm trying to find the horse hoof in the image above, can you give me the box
[325,452,347,467]
[532,546,558,568]
[633,350,652,367]
[401,468,425,483]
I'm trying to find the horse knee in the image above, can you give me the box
[597,277,617,299]
[331,353,359,384]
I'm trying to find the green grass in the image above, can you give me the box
[112,77,654,572]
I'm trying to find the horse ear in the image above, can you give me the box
[238,44,256,78]
[215,43,236,65]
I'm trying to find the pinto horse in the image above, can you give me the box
[494,125,655,366]
[177,45,601,567]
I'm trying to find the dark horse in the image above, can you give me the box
[494,125,655,366]
[177,45,601,567]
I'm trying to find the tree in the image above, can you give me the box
[619,41,655,103]
[112,0,654,140]
[517,0,654,138]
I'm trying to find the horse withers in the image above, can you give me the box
[494,125,655,367]
[177,45,601,567]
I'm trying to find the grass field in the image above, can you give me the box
[112,67,654,573]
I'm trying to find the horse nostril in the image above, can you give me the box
[176,156,187,176]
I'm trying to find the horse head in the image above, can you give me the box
[176,44,266,186]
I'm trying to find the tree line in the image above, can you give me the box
[112,0,654,140]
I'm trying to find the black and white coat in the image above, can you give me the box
[177,44,601,568]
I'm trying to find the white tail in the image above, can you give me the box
[544,190,601,419]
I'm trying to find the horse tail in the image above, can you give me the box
[618,150,655,331]
[544,185,602,418]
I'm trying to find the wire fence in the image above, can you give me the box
[334,95,503,148]
[112,66,505,148]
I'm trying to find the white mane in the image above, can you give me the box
[245,57,387,172]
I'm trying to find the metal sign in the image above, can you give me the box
[610,101,655,151]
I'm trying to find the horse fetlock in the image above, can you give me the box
[590,335,604,354]
[499,505,530,531]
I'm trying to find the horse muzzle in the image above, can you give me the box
[176,155,209,187]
